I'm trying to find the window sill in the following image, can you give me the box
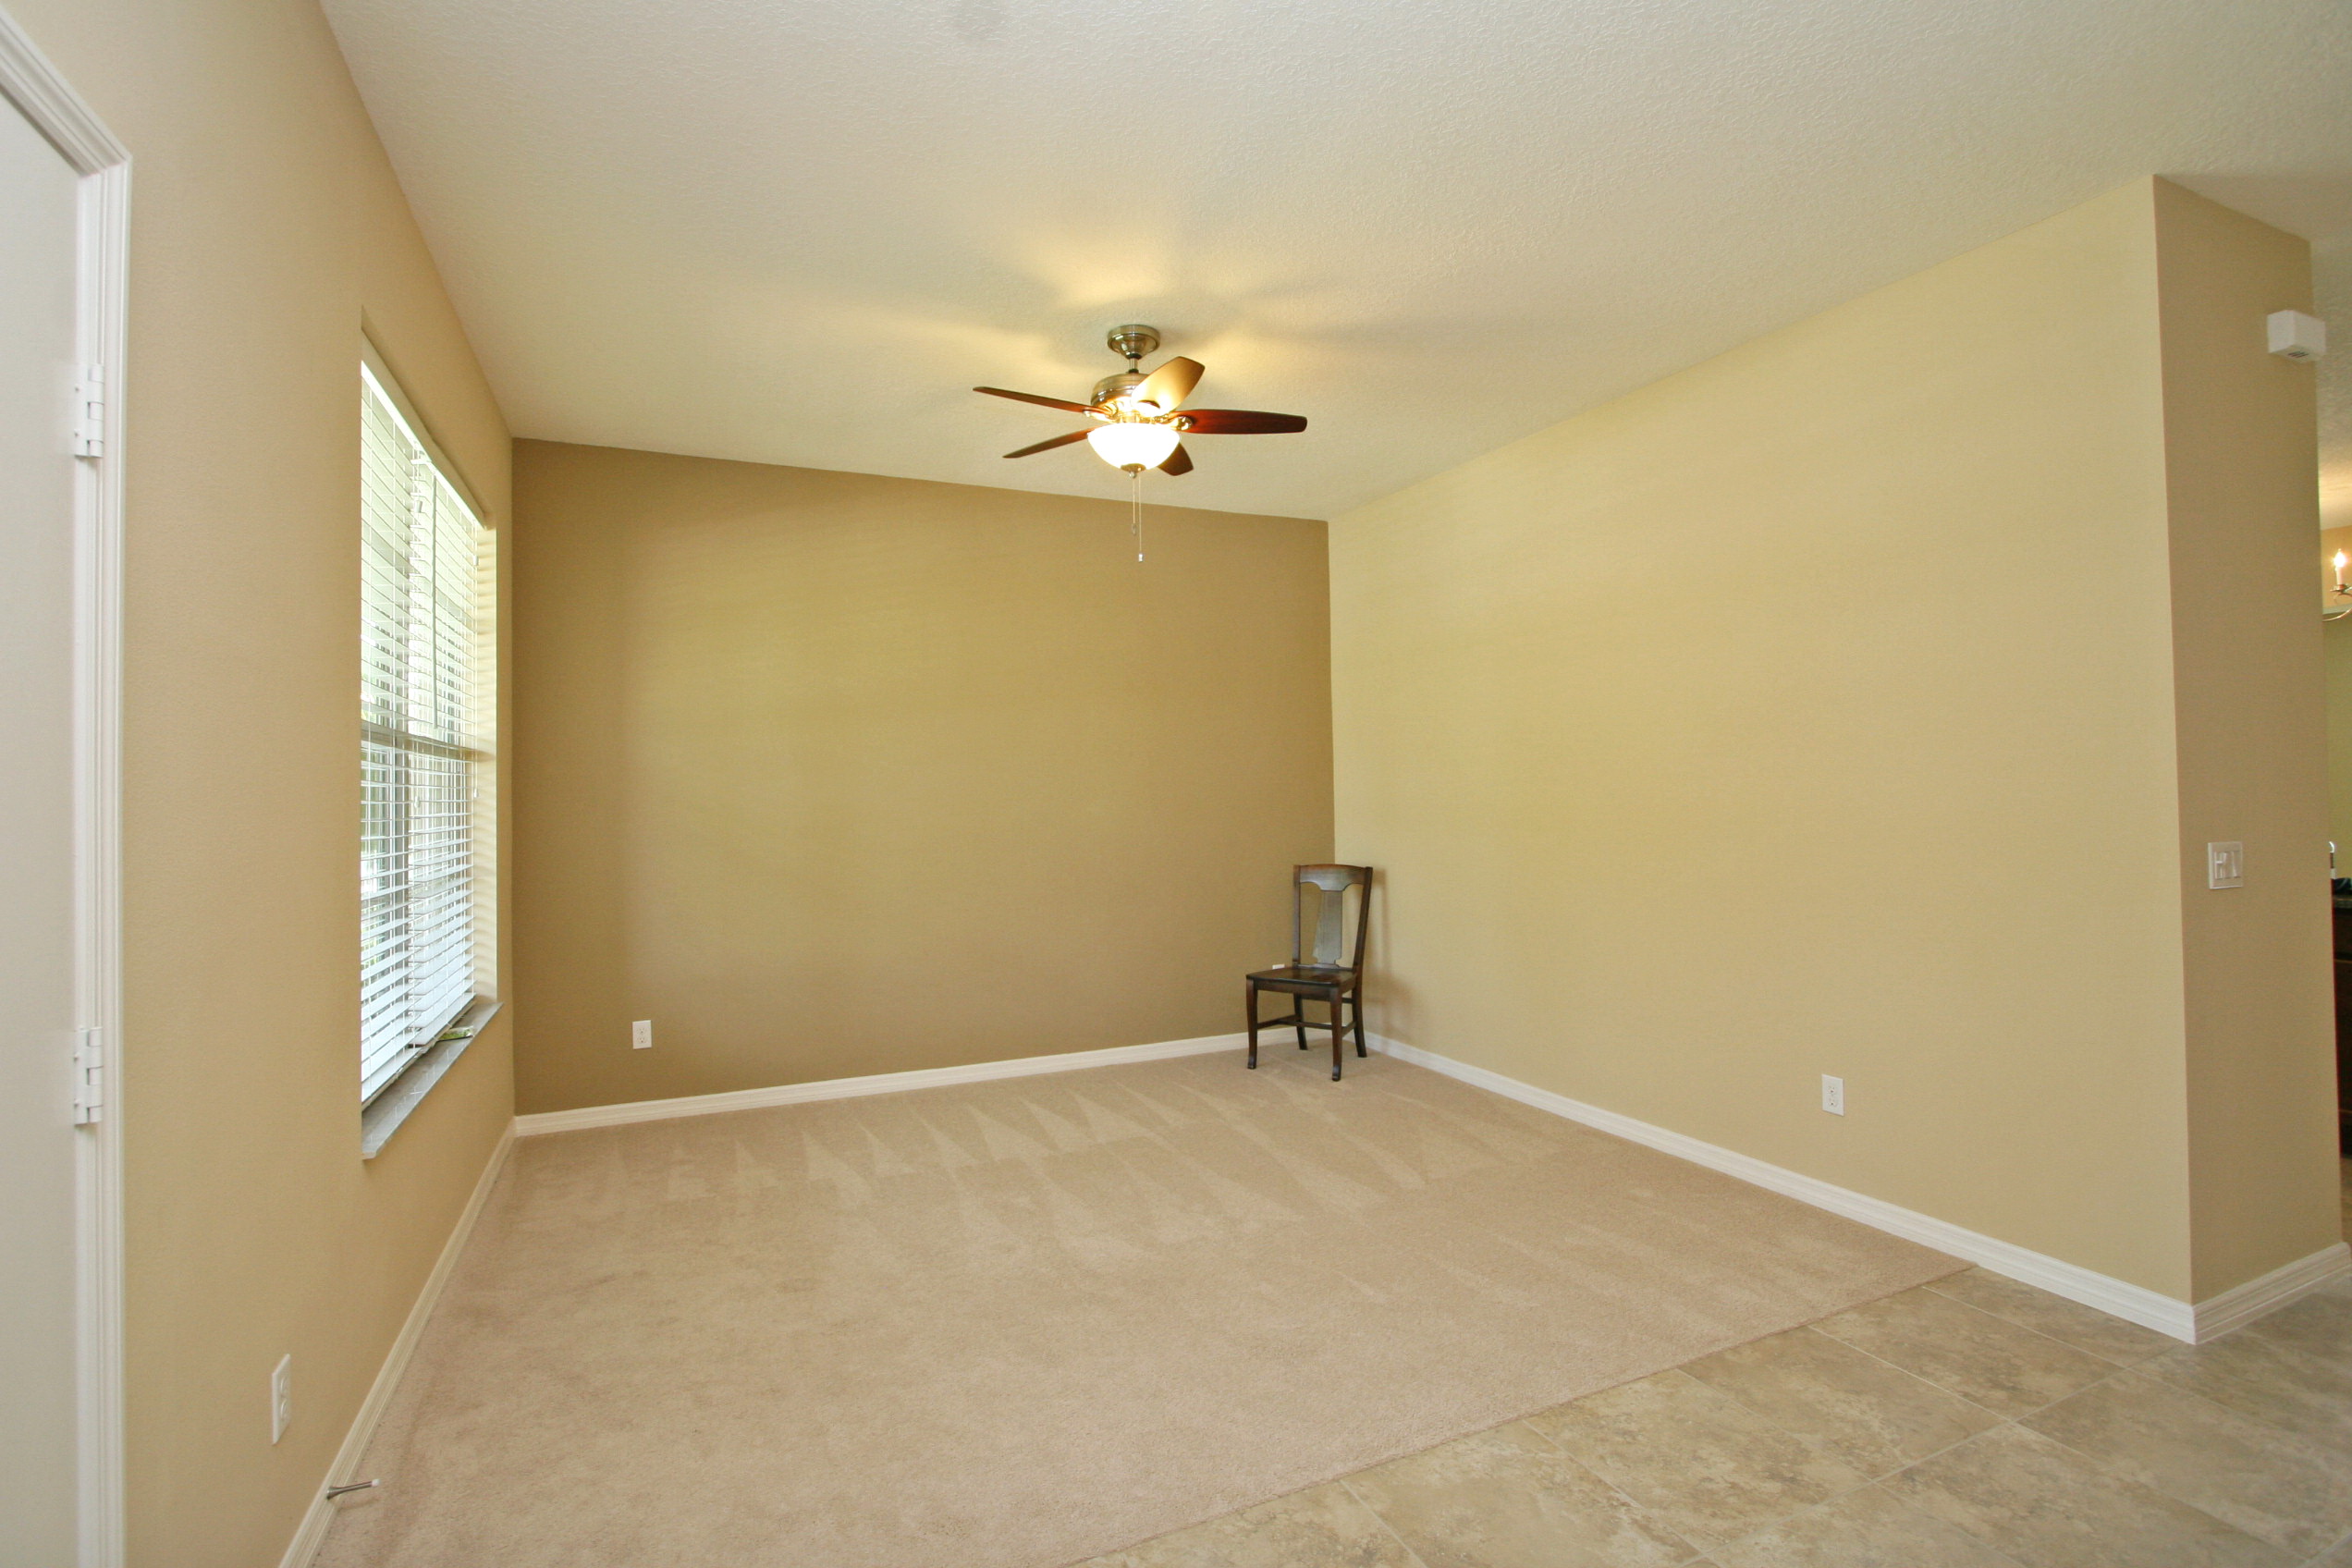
[361,997,502,1160]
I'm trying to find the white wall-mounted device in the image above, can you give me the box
[270,1354,292,1444]
[2267,311,2326,362]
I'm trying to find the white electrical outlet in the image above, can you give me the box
[1820,1075,1845,1116]
[631,1020,653,1050]
[2207,842,2244,888]
[270,1354,292,1444]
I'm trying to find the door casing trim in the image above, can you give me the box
[0,12,129,1564]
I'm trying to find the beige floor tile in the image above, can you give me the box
[1342,1421,1696,1568]
[2138,1321,2352,1455]
[1522,1370,1868,1549]
[2307,1530,2352,1565]
[1084,1482,1427,1568]
[1924,1269,2177,1366]
[1707,1484,2025,1568]
[1078,1541,1227,1567]
[1885,1424,2295,1568]
[2021,1366,2352,1558]
[1807,1287,2114,1418]
[1680,1325,2000,1477]
[2239,1281,2352,1377]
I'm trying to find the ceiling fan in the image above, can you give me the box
[974,325,1306,475]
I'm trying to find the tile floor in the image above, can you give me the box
[1073,1164,2352,1568]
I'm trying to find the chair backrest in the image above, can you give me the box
[1292,864,1372,971]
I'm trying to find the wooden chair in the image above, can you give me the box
[1246,864,1372,1080]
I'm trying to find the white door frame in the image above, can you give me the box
[0,11,127,1566]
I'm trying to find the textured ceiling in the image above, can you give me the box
[322,0,2352,521]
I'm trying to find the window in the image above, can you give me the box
[360,356,495,1103]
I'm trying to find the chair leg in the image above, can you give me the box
[1245,982,1259,1069]
[1295,996,1308,1050]
[1330,991,1344,1080]
[1353,990,1367,1057]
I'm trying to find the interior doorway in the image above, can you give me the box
[2326,602,2352,1168]
[0,67,90,1564]
[0,14,128,1562]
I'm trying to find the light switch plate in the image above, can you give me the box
[2207,842,2244,889]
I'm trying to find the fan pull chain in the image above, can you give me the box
[1131,468,1145,563]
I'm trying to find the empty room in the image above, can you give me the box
[6,0,2352,1564]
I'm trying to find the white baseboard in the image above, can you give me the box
[2193,1239,2352,1341]
[278,1121,516,1568]
[1367,1035,2348,1343]
[512,1033,1250,1137]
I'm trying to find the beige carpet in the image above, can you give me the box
[316,1049,1960,1568]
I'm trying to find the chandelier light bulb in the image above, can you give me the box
[1087,421,1181,472]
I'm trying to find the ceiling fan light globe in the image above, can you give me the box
[1087,422,1182,472]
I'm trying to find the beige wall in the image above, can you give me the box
[2153,182,2335,1298]
[6,1,514,1562]
[510,443,1332,1114]
[1331,178,2334,1304]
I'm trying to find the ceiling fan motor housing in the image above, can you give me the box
[1105,325,1160,363]
[1093,370,1149,410]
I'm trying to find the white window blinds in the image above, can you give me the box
[360,361,492,1103]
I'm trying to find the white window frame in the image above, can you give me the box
[358,341,497,1117]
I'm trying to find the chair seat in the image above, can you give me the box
[1248,964,1358,987]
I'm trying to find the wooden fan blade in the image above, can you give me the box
[1158,441,1193,475]
[1178,409,1306,435]
[975,386,1097,415]
[1002,429,1092,459]
[1134,357,1203,412]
